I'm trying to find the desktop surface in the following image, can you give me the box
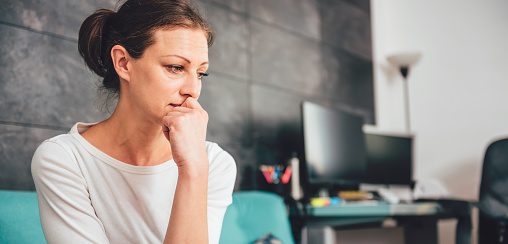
[306,201,442,217]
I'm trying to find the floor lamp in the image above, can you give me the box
[387,52,422,132]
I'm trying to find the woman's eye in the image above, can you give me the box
[198,72,209,79]
[166,65,184,74]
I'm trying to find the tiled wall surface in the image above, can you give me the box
[0,0,373,190]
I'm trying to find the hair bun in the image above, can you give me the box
[78,9,116,78]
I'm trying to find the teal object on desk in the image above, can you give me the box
[219,191,294,244]
[0,190,46,244]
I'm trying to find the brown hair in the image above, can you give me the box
[78,0,213,97]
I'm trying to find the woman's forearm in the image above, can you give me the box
[164,163,209,244]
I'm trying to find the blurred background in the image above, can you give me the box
[1,0,507,243]
[0,0,375,191]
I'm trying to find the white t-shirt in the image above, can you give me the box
[31,122,237,244]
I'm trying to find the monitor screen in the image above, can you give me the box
[302,102,367,185]
[365,132,413,185]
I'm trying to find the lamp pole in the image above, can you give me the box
[400,66,411,132]
[387,52,421,134]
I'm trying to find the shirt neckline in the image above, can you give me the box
[70,122,176,174]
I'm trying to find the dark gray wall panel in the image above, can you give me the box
[250,21,325,98]
[0,25,108,128]
[220,144,256,189]
[209,0,247,13]
[342,0,371,13]
[200,72,252,190]
[321,45,374,122]
[0,124,65,190]
[318,0,372,60]
[0,0,116,40]
[200,72,251,148]
[251,84,329,165]
[248,0,320,40]
[206,4,249,80]
[192,0,208,15]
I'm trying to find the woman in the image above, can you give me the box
[31,0,236,243]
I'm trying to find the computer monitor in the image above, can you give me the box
[364,132,413,186]
[301,101,367,187]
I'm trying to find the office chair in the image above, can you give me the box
[478,138,508,244]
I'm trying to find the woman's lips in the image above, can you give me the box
[169,103,181,107]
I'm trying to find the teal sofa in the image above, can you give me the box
[219,191,295,244]
[0,190,294,244]
[0,190,46,244]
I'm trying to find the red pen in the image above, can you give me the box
[281,166,292,184]
[260,166,273,183]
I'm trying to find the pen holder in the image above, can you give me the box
[257,164,292,197]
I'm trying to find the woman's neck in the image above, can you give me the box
[84,98,172,166]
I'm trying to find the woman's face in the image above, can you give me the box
[125,28,209,124]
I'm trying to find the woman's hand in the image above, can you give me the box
[162,97,210,244]
[161,97,209,173]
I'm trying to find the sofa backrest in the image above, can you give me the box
[219,191,294,244]
[0,190,295,244]
[0,190,46,244]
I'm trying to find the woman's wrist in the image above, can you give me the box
[177,157,209,179]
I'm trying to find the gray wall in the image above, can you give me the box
[0,0,373,191]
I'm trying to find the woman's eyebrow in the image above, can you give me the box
[159,54,208,66]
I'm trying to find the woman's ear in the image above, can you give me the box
[110,45,131,82]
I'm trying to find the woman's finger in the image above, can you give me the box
[168,106,193,113]
[181,97,203,110]
[161,125,170,141]
[163,110,186,118]
[162,114,183,125]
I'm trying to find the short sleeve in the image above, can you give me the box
[206,143,237,244]
[31,140,110,244]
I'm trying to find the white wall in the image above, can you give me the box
[371,0,508,243]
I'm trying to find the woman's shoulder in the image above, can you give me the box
[33,132,78,158]
[205,141,237,175]
[31,133,84,182]
[205,141,237,205]
[205,141,234,162]
[35,133,80,156]
[31,123,88,172]
[34,122,95,158]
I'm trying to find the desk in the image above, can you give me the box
[307,202,441,217]
[290,200,472,244]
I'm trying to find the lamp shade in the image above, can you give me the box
[387,52,422,67]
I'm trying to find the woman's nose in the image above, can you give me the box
[180,74,201,98]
